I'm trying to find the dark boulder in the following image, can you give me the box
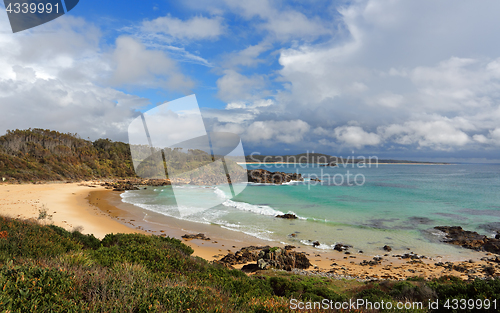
[435,226,500,254]
[215,245,311,271]
[334,243,351,252]
[276,213,298,219]
[181,233,211,241]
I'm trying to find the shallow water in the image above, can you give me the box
[120,163,500,259]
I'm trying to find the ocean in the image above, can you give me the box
[120,163,500,259]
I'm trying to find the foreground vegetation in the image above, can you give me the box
[0,216,499,312]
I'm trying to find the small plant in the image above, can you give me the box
[37,204,53,222]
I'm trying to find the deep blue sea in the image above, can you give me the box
[121,163,500,259]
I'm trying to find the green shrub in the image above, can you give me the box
[269,276,344,302]
[356,286,391,302]
[0,263,85,312]
[0,217,81,261]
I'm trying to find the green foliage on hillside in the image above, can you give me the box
[0,129,136,181]
[0,129,245,183]
[0,216,499,312]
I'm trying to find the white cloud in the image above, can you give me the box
[212,122,245,135]
[222,41,273,68]
[380,119,470,149]
[368,92,405,108]
[0,11,193,141]
[473,128,500,146]
[333,126,381,148]
[244,120,310,144]
[141,15,224,40]
[216,69,267,102]
[261,10,330,41]
[108,36,194,92]
[269,0,500,152]
[186,0,331,41]
[225,99,274,111]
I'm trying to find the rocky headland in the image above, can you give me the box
[247,169,303,184]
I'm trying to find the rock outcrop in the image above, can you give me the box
[276,213,298,219]
[215,245,311,271]
[435,226,500,254]
[333,243,352,252]
[247,169,303,184]
[101,179,171,191]
[181,233,211,241]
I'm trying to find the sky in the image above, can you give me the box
[1,0,500,161]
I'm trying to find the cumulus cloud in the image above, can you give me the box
[265,0,500,153]
[0,11,192,141]
[221,41,273,69]
[225,99,274,111]
[380,119,470,150]
[473,128,500,146]
[109,36,194,91]
[333,126,381,148]
[216,69,268,102]
[243,120,310,144]
[217,0,331,41]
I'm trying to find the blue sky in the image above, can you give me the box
[1,0,500,161]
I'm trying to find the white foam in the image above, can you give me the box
[214,187,229,200]
[222,199,285,216]
[286,211,307,220]
[220,225,274,241]
[120,191,132,199]
[282,180,303,185]
[299,240,334,250]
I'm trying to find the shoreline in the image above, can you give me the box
[241,162,452,165]
[0,181,497,280]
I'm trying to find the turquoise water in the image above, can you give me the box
[121,163,500,259]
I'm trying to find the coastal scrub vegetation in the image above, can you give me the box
[0,216,499,312]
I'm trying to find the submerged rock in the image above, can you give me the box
[435,226,500,254]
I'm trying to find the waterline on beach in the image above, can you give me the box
[119,164,500,260]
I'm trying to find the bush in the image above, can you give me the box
[0,263,85,312]
[0,217,81,261]
[269,276,344,302]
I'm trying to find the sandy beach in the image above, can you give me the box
[0,181,498,281]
